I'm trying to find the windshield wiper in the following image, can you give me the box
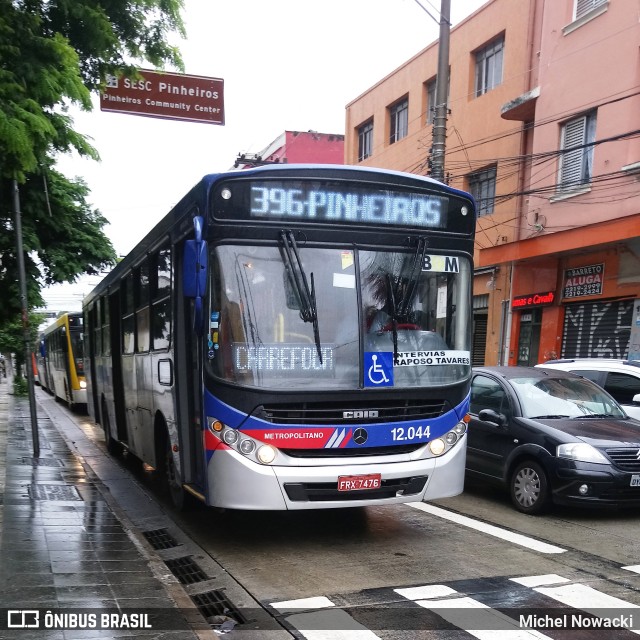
[530,415,571,419]
[386,273,399,363]
[396,236,428,319]
[384,237,428,364]
[279,230,322,363]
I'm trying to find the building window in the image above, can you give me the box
[426,79,436,125]
[468,166,497,216]
[389,97,408,144]
[425,72,450,125]
[575,0,606,20]
[558,111,596,192]
[475,36,504,97]
[357,120,373,161]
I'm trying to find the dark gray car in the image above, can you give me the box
[467,366,640,514]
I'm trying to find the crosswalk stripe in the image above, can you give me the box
[510,575,570,588]
[623,565,640,575]
[532,583,640,635]
[270,596,382,640]
[407,502,566,554]
[395,584,553,639]
[270,573,640,638]
[271,596,335,613]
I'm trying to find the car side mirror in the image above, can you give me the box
[478,408,508,428]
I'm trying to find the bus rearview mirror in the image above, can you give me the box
[183,239,208,298]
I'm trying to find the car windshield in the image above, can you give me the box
[511,376,626,419]
[206,244,471,390]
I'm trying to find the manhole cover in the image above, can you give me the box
[28,484,82,501]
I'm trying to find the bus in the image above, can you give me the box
[39,312,87,409]
[83,165,476,510]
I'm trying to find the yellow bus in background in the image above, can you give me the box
[39,312,87,409]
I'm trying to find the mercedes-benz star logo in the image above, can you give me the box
[353,428,368,445]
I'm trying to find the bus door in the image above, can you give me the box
[87,305,99,419]
[175,240,206,492]
[109,290,128,444]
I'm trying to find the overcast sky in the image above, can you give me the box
[44,0,487,311]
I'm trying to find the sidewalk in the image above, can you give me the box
[0,377,212,640]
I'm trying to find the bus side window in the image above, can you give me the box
[151,247,172,351]
[135,260,150,353]
[122,275,135,354]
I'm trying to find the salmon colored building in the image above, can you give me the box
[345,0,640,365]
[234,130,344,168]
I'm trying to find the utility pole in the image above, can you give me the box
[431,0,451,183]
[13,178,40,457]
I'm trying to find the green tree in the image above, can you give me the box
[0,0,184,325]
[0,310,45,373]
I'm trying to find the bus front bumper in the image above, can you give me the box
[205,435,467,510]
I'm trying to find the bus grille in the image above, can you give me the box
[605,448,640,472]
[259,399,447,425]
[281,443,423,458]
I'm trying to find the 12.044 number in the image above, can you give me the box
[391,426,430,441]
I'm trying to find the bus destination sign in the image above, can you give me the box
[244,182,448,229]
[100,69,224,125]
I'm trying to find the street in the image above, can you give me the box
[40,389,640,638]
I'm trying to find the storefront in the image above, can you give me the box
[507,244,640,366]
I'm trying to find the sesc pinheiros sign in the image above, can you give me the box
[100,69,224,125]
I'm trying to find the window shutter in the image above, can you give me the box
[576,0,606,19]
[560,116,586,188]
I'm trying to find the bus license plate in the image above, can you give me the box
[631,475,640,487]
[338,473,382,492]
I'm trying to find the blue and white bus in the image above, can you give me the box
[83,165,475,510]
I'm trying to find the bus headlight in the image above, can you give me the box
[257,445,277,464]
[429,438,446,456]
[223,429,239,445]
[239,439,256,455]
[445,431,458,445]
[79,380,87,389]
[454,419,468,435]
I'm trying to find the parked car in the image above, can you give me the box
[536,359,640,420]
[466,366,640,514]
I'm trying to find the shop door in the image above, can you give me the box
[517,309,542,366]
[562,299,633,358]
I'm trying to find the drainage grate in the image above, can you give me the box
[22,457,63,467]
[28,484,82,501]
[165,556,209,585]
[192,590,247,625]
[142,528,180,550]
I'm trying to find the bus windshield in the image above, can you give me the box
[207,244,471,390]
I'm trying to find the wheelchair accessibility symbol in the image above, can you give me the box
[364,352,394,387]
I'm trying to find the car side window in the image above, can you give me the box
[470,375,510,416]
[603,372,640,405]
[570,369,605,387]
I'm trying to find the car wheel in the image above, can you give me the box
[510,460,550,514]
